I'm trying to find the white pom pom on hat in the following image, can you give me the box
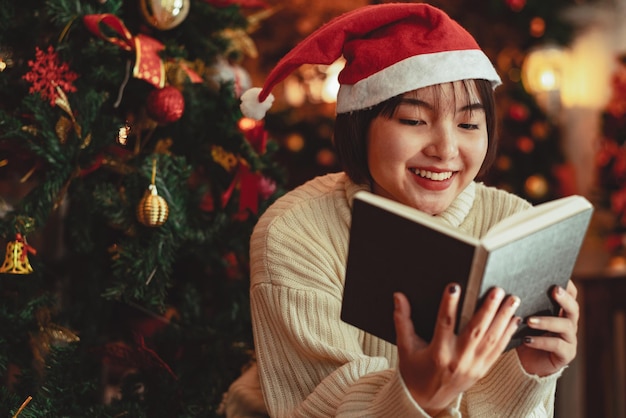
[240,88,274,121]
[240,3,501,120]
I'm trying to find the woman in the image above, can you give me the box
[231,3,578,417]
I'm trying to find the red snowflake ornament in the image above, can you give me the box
[22,46,78,106]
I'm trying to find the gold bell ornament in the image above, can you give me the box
[0,233,36,274]
[137,159,169,227]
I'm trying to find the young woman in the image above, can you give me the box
[228,3,579,417]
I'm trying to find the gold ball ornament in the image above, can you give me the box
[137,184,169,227]
[139,0,190,30]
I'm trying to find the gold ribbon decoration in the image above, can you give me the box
[83,14,165,88]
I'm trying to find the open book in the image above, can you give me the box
[341,190,593,349]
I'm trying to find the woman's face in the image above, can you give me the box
[367,81,488,215]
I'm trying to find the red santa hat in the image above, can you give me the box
[240,3,501,120]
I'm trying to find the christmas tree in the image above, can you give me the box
[0,0,285,416]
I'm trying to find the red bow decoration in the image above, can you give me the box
[220,163,260,217]
[83,14,165,88]
[96,334,177,381]
[218,119,271,216]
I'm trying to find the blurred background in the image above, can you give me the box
[1,0,626,416]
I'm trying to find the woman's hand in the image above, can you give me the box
[516,280,579,377]
[394,284,521,416]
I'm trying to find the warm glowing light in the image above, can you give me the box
[284,58,345,106]
[560,28,612,109]
[521,45,565,94]
[284,76,306,107]
[285,133,305,152]
[321,58,345,103]
[238,117,258,131]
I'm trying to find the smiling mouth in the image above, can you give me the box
[410,168,454,181]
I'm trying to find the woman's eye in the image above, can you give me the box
[399,119,423,126]
[459,123,479,130]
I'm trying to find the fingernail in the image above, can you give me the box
[393,293,400,309]
[555,286,564,295]
[449,284,458,294]
[524,336,533,344]
[527,317,540,326]
[510,296,521,309]
[515,317,522,327]
[491,287,504,300]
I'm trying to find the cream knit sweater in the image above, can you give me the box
[249,172,562,417]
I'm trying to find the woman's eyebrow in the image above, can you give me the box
[459,102,485,112]
[399,98,484,114]
[399,97,432,109]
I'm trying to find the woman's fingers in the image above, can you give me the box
[394,292,425,353]
[554,284,579,322]
[458,287,504,349]
[429,283,461,350]
[482,295,522,354]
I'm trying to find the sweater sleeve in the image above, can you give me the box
[249,188,447,417]
[461,350,561,417]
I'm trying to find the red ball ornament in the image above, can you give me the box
[506,0,526,12]
[145,86,184,124]
[508,102,529,122]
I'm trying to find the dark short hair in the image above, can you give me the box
[333,79,498,185]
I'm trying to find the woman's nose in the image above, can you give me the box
[423,127,459,161]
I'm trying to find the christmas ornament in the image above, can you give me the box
[258,176,277,200]
[516,136,535,154]
[137,159,169,227]
[219,8,276,58]
[145,86,184,124]
[117,122,131,145]
[139,0,190,31]
[211,145,238,172]
[30,307,80,375]
[0,233,36,274]
[22,46,78,106]
[0,46,14,72]
[506,0,526,12]
[238,117,267,153]
[212,56,252,98]
[508,102,529,122]
[164,59,203,88]
[53,84,91,148]
[84,14,165,88]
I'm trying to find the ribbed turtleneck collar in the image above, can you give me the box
[436,181,476,227]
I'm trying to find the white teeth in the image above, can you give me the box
[413,169,453,181]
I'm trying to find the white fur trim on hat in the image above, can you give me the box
[336,49,501,114]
